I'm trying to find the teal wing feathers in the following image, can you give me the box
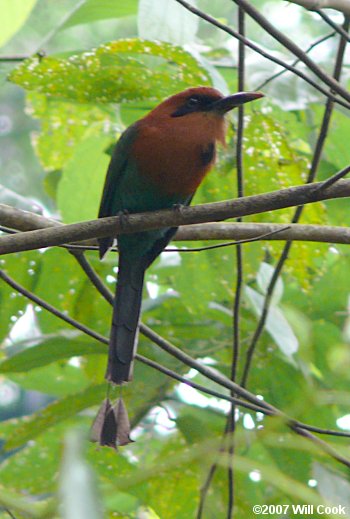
[98,122,140,258]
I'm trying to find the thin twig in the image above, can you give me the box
[174,222,350,245]
[168,227,291,251]
[229,8,246,518]
[316,9,350,41]
[314,163,350,191]
[138,356,269,414]
[285,0,350,15]
[230,0,350,103]
[291,426,350,469]
[292,421,350,438]
[197,463,217,519]
[198,9,249,517]
[240,16,350,388]
[65,253,277,412]
[0,56,28,62]
[256,31,336,90]
[173,0,350,109]
[2,264,350,472]
[0,269,106,344]
[71,252,113,304]
[34,0,86,51]
[3,507,18,519]
[0,267,271,415]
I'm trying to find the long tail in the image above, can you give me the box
[106,254,145,384]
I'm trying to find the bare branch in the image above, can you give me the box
[0,204,59,232]
[3,205,350,247]
[68,255,276,413]
[176,222,350,245]
[316,9,350,39]
[174,0,350,108]
[231,0,350,102]
[256,31,337,90]
[0,55,28,62]
[0,266,275,414]
[291,426,350,468]
[240,19,350,387]
[315,163,350,191]
[2,264,350,469]
[286,0,350,15]
[1,180,350,255]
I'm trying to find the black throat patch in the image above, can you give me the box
[200,142,215,167]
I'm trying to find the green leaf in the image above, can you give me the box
[243,106,327,288]
[0,485,49,517]
[2,384,106,451]
[146,244,234,361]
[245,285,299,358]
[27,92,113,171]
[0,251,42,344]
[0,333,106,373]
[28,248,88,335]
[256,261,283,305]
[0,0,37,48]
[11,363,90,397]
[57,134,111,223]
[138,0,199,45]
[62,0,139,28]
[9,39,210,103]
[0,418,85,495]
[176,406,225,444]
[313,462,350,508]
[314,106,350,172]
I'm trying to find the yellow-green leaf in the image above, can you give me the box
[9,38,210,103]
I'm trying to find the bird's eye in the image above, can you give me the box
[187,96,200,107]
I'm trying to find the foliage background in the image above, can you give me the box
[0,0,350,517]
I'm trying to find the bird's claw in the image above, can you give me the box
[118,210,130,230]
[173,203,185,214]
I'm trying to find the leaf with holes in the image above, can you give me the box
[9,39,210,103]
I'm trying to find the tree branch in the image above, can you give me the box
[66,256,350,447]
[1,180,350,255]
[316,9,350,39]
[2,204,350,247]
[240,17,350,387]
[68,254,276,412]
[286,0,350,15]
[231,0,350,102]
[0,264,277,416]
[256,31,337,90]
[2,262,350,470]
[176,222,350,245]
[0,55,29,62]
[174,0,350,109]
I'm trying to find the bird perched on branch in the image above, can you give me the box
[98,86,263,385]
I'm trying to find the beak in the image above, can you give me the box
[210,91,264,114]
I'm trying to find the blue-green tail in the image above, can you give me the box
[106,254,145,384]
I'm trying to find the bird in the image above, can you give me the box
[98,86,263,384]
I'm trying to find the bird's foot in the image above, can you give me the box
[118,210,130,231]
[172,203,185,214]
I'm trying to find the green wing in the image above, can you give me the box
[98,122,140,219]
[98,122,140,258]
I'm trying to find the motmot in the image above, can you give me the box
[98,86,263,384]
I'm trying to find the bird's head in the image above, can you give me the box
[133,87,264,195]
[148,86,263,120]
